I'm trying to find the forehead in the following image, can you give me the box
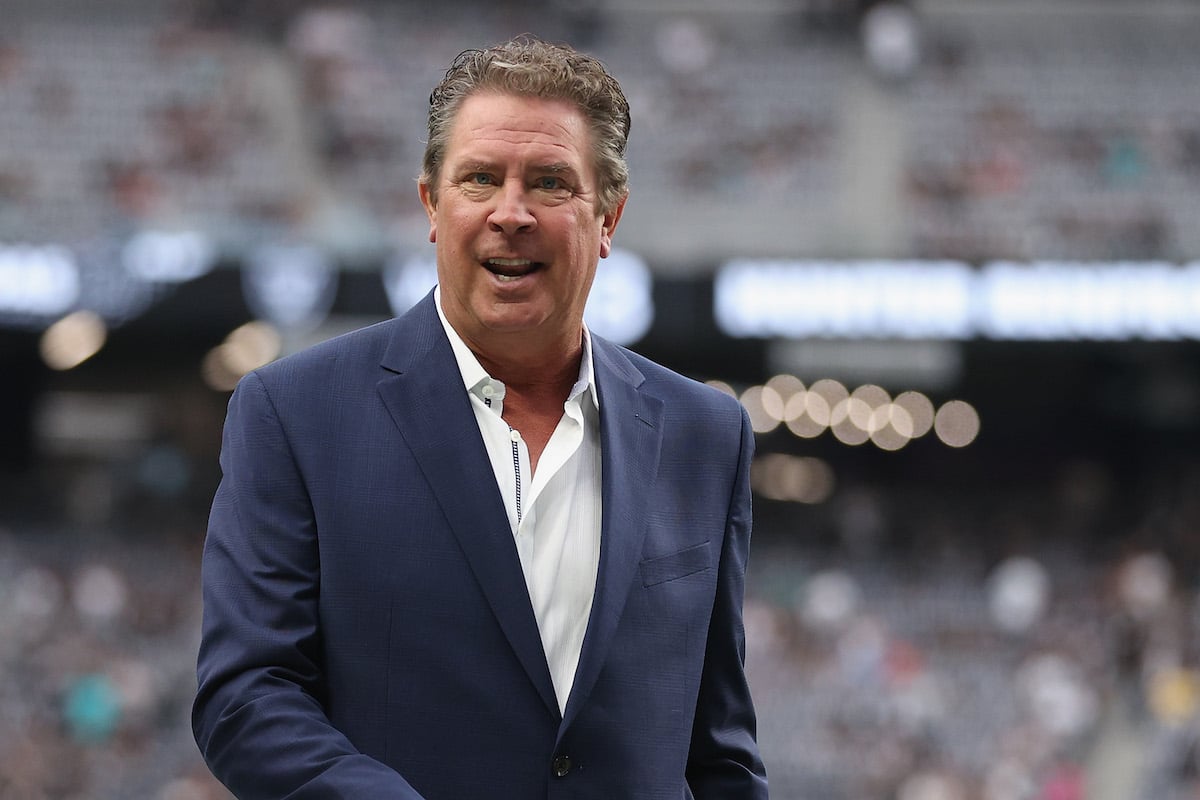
[446,92,594,169]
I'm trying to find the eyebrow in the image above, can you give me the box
[458,160,498,174]
[455,160,579,177]
[535,163,574,174]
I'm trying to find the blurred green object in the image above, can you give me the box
[63,673,121,743]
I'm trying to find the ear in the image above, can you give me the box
[598,193,628,259]
[418,181,437,243]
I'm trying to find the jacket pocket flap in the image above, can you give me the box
[640,540,712,587]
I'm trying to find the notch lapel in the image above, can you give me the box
[375,295,559,718]
[560,339,664,732]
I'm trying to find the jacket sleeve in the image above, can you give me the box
[685,406,770,799]
[192,371,426,800]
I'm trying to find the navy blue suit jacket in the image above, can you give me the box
[193,293,768,799]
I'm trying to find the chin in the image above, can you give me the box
[478,309,549,334]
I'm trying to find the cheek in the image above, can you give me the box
[570,212,606,249]
[437,211,477,251]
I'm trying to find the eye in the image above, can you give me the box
[535,175,566,191]
[467,172,495,186]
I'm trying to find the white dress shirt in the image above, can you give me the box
[435,288,602,714]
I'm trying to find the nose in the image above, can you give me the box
[488,179,537,235]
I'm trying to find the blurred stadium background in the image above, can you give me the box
[1,0,1199,798]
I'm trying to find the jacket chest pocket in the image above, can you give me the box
[639,540,712,588]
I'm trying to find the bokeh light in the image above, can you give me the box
[740,385,782,433]
[705,379,737,399]
[868,403,915,451]
[765,374,806,406]
[39,310,107,370]
[732,375,976,451]
[752,453,836,504]
[934,400,981,447]
[894,391,936,438]
[785,390,831,438]
[202,320,283,392]
[830,397,872,446]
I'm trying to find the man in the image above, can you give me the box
[193,36,768,799]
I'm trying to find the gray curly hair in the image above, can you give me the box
[420,36,631,215]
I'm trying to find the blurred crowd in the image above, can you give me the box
[904,19,1200,263]
[1,453,1198,799]
[0,525,228,799]
[1,1,1197,264]
[746,463,1200,800]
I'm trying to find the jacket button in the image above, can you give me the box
[552,755,572,777]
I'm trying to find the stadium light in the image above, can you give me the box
[0,244,79,316]
[715,258,1200,341]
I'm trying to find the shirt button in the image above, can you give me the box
[481,384,495,398]
[552,755,572,777]
[509,429,521,442]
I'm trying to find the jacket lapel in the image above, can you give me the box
[374,294,559,718]
[560,338,664,732]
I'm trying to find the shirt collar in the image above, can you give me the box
[434,286,599,411]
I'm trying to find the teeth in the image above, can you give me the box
[485,258,537,282]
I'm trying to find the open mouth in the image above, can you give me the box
[483,258,542,282]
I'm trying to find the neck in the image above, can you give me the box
[477,336,585,477]
[465,325,584,397]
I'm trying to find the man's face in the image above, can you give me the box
[420,92,625,352]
